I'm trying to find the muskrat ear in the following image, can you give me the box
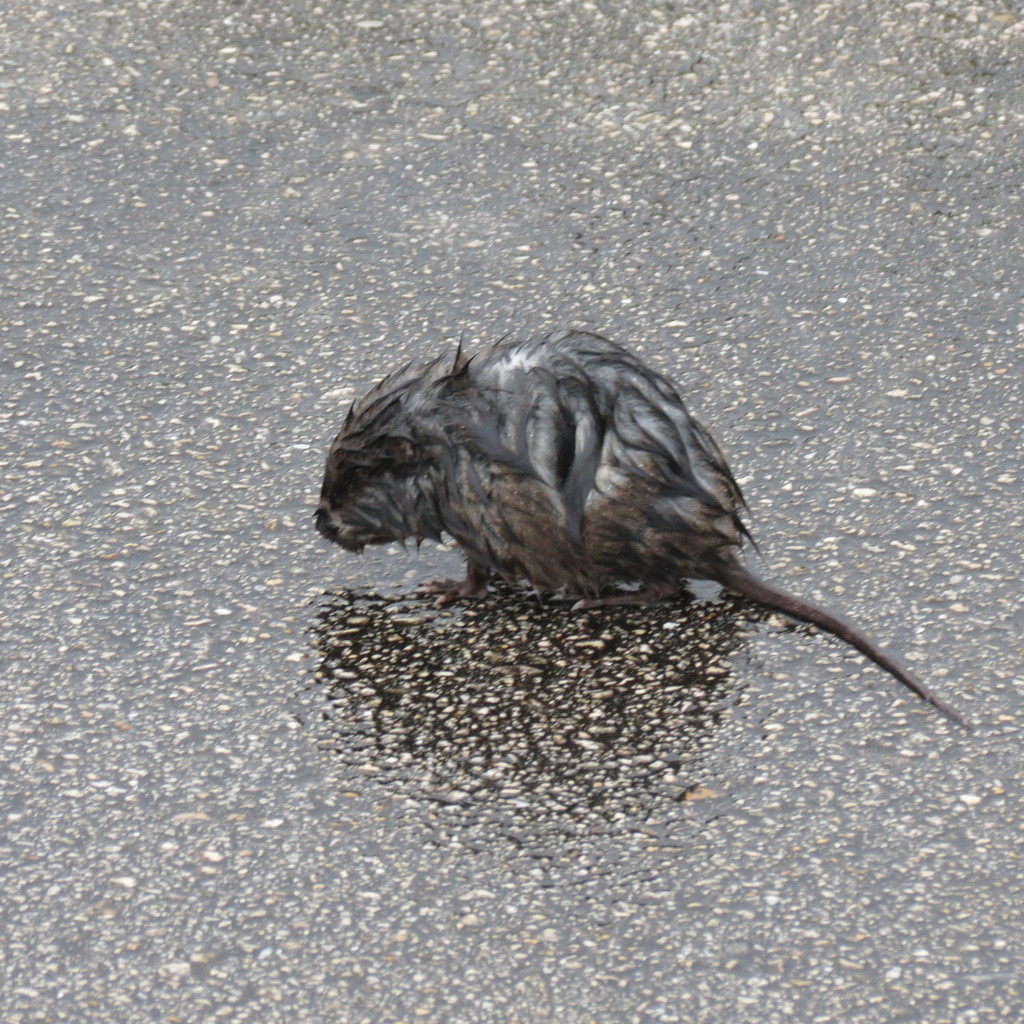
[383,436,419,464]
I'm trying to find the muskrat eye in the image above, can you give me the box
[327,448,367,488]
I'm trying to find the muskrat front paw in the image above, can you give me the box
[421,577,489,605]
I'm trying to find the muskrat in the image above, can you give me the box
[315,330,967,728]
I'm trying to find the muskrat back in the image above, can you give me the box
[316,330,967,728]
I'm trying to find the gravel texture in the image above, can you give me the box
[2,1,1022,1022]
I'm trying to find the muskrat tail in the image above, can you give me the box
[716,567,970,729]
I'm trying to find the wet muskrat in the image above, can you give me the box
[316,330,967,728]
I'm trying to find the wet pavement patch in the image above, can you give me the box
[306,586,745,851]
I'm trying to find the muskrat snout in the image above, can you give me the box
[314,503,368,553]
[314,504,339,544]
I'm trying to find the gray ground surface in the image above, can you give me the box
[2,1,1022,1022]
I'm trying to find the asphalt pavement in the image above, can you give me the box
[2,1,1023,1022]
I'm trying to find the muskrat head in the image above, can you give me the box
[315,352,461,553]
[315,431,425,552]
